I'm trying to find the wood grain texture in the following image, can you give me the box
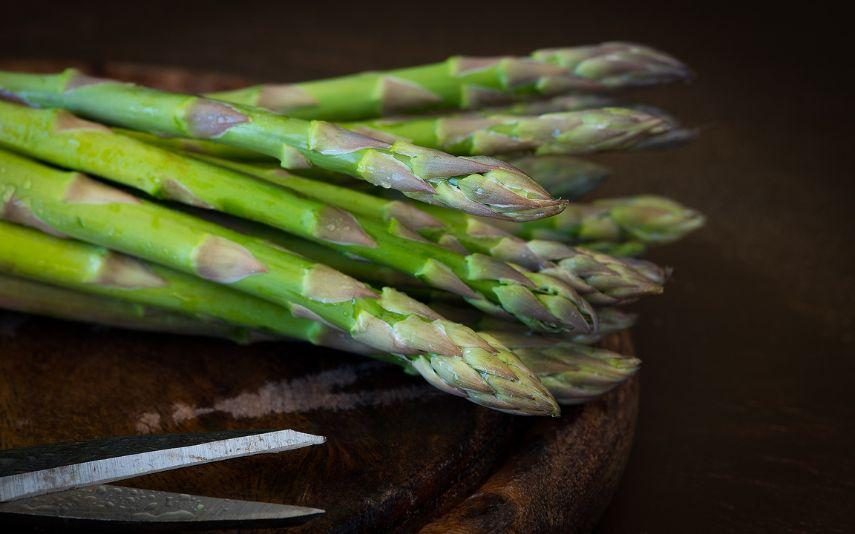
[0,61,638,532]
[421,332,637,534]
[0,312,636,532]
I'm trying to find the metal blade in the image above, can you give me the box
[0,485,323,526]
[0,429,325,502]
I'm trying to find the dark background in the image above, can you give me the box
[2,1,852,531]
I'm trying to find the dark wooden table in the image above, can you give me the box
[2,1,853,532]
[0,311,638,533]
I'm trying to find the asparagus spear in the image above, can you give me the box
[453,303,634,348]
[0,273,260,343]
[0,71,563,221]
[407,300,641,398]
[1,271,631,406]
[0,107,594,334]
[277,214,660,310]
[484,94,618,116]
[190,156,662,305]
[181,211,648,343]
[434,302,637,342]
[0,221,558,415]
[130,95,675,165]
[191,154,545,268]
[345,107,674,157]
[474,98,697,151]
[0,221,342,346]
[0,150,489,351]
[571,307,638,344]
[208,42,689,120]
[387,326,642,405]
[503,195,706,246]
[226,225,425,290]
[502,155,609,198]
[477,332,640,404]
[582,240,648,258]
[527,241,668,305]
[619,257,672,285]
[366,335,639,405]
[118,130,274,161]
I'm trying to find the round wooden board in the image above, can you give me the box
[0,61,639,533]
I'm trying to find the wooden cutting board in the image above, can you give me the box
[0,61,639,533]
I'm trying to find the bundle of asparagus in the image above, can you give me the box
[0,42,702,416]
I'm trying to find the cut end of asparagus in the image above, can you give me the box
[532,42,692,89]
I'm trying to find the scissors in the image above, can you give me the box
[0,428,325,528]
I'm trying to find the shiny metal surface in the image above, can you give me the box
[0,429,325,502]
[0,484,324,524]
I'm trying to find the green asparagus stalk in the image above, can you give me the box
[484,96,685,119]
[0,106,594,334]
[614,104,698,150]
[426,298,636,345]
[475,98,697,151]
[241,228,424,290]
[482,95,692,124]
[377,332,639,405]
[0,220,558,416]
[118,130,378,189]
[502,195,706,246]
[345,107,674,157]
[583,241,649,258]
[460,305,636,340]
[200,209,653,341]
[135,94,678,165]
[477,332,640,404]
[484,94,618,116]
[190,155,663,306]
[1,271,631,406]
[571,307,638,344]
[208,42,689,120]
[0,221,344,346]
[410,206,665,305]
[502,155,609,198]
[619,257,672,285]
[190,154,544,269]
[527,241,668,305]
[631,128,697,151]
[0,273,261,342]
[118,130,275,161]
[0,71,564,221]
